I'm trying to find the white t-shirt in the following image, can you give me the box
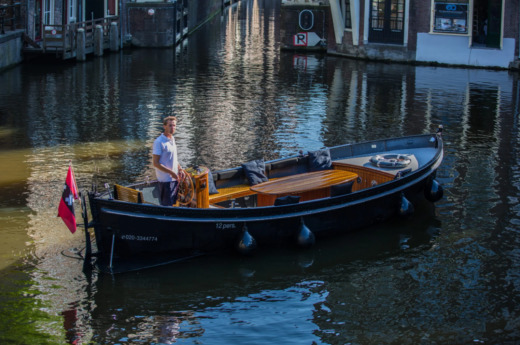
[153,133,179,182]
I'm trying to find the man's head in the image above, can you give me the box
[163,116,177,136]
[163,116,177,126]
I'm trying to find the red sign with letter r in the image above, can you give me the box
[293,32,308,46]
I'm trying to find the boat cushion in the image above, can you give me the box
[274,195,300,206]
[308,149,332,171]
[268,157,304,178]
[208,170,218,194]
[216,168,244,188]
[330,180,354,197]
[242,159,268,185]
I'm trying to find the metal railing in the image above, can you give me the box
[42,16,119,57]
[0,1,23,35]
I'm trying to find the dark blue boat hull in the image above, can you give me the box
[87,133,444,272]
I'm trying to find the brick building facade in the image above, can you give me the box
[283,0,520,69]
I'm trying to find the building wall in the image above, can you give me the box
[331,0,414,63]
[416,34,515,68]
[126,3,177,47]
[26,0,35,41]
[407,0,428,51]
[125,0,224,47]
[280,4,330,51]
[187,0,222,31]
[53,0,64,24]
[504,0,519,57]
[330,0,519,69]
[416,1,518,68]
[21,0,226,46]
[0,31,23,71]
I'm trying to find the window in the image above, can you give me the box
[371,0,385,30]
[432,1,469,34]
[43,0,53,24]
[108,0,117,16]
[68,0,76,22]
[390,0,404,30]
[342,0,351,29]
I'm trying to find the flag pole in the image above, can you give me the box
[81,191,93,272]
[71,160,93,271]
[69,160,93,270]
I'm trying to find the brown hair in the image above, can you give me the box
[162,116,177,125]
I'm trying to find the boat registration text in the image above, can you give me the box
[216,222,237,230]
[120,234,158,242]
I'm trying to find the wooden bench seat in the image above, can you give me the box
[209,184,255,204]
[114,184,144,203]
[208,177,285,205]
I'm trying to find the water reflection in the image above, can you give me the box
[0,0,520,343]
[84,202,438,344]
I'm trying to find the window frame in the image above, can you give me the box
[430,0,470,35]
[342,0,352,30]
[68,0,76,23]
[43,0,54,25]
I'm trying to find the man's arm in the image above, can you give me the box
[178,163,185,179]
[153,154,179,180]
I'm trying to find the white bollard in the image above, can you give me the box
[94,25,103,56]
[76,28,86,61]
[109,22,119,52]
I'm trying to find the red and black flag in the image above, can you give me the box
[58,164,79,233]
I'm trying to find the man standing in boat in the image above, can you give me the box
[153,116,184,206]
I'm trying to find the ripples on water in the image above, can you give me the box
[1,0,520,344]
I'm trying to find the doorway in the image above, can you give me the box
[472,0,502,48]
[85,0,104,21]
[368,0,405,44]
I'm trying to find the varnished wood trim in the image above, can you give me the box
[114,184,144,203]
[208,184,256,204]
[332,162,394,191]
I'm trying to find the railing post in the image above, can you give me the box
[94,24,103,56]
[77,28,86,61]
[61,24,66,58]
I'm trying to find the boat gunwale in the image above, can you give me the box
[98,168,435,223]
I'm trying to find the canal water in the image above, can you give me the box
[1,1,520,344]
